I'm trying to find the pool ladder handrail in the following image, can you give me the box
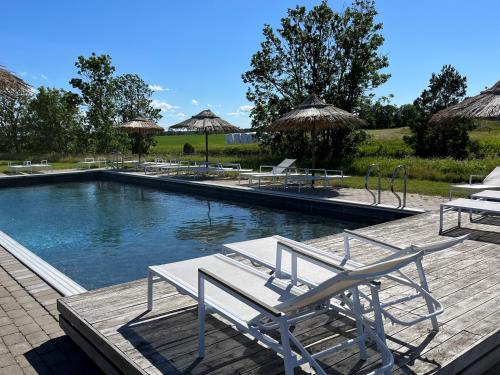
[390,165,408,209]
[365,163,381,205]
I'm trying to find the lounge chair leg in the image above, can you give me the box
[147,270,153,311]
[439,206,444,234]
[198,275,206,358]
[370,285,387,346]
[279,319,295,375]
[351,288,368,360]
[343,234,351,262]
[458,208,462,228]
[416,259,439,330]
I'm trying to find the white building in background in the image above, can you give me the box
[225,132,257,144]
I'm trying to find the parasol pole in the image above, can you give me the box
[205,129,209,165]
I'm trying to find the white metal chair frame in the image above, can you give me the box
[225,230,467,331]
[449,167,500,199]
[7,161,33,174]
[284,168,345,191]
[146,252,422,374]
[439,198,500,233]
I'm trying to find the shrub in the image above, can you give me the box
[183,142,195,155]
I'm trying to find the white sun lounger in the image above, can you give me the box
[224,231,468,330]
[31,160,51,173]
[143,160,180,174]
[471,190,500,202]
[147,252,422,374]
[449,166,500,198]
[284,168,348,190]
[239,158,297,186]
[77,157,107,169]
[439,198,500,233]
[187,162,253,176]
[8,161,33,174]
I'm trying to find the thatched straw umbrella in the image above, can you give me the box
[169,109,240,163]
[0,66,30,99]
[118,117,164,162]
[431,80,500,122]
[267,94,366,169]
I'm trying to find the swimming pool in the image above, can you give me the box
[0,181,366,289]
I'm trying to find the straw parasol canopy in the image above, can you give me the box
[169,109,240,162]
[119,116,164,135]
[267,94,366,168]
[431,80,500,123]
[118,117,164,161]
[0,66,31,99]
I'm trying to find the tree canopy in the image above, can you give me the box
[0,54,161,156]
[405,64,471,158]
[242,0,388,163]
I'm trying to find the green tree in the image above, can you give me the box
[358,95,399,129]
[113,74,162,156]
[0,87,31,153]
[114,74,161,123]
[27,87,86,154]
[70,53,128,153]
[405,64,471,158]
[242,0,388,162]
[414,64,467,115]
[396,104,421,129]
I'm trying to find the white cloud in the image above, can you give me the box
[191,99,199,106]
[227,104,254,116]
[19,72,27,77]
[238,105,254,112]
[207,104,212,108]
[151,99,179,112]
[40,74,48,80]
[148,84,170,92]
[176,112,187,118]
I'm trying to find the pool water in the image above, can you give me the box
[0,181,365,289]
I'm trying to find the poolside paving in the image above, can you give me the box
[0,246,101,374]
[205,178,448,212]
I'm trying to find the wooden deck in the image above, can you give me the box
[58,210,500,374]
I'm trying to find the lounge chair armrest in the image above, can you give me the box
[277,241,346,272]
[259,165,276,172]
[343,229,404,253]
[198,268,283,318]
[325,169,343,176]
[410,234,469,253]
[468,174,485,184]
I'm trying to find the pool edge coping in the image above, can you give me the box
[0,230,86,296]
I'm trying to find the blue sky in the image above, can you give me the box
[2,0,499,129]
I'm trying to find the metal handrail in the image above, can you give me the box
[365,164,381,205]
[390,165,408,209]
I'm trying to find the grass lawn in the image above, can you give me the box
[1,123,498,198]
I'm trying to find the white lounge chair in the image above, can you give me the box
[77,157,107,169]
[224,230,468,330]
[147,252,424,374]
[143,159,180,174]
[239,158,297,186]
[8,161,32,174]
[187,162,253,176]
[440,198,500,233]
[31,160,51,173]
[284,168,348,191]
[449,166,500,198]
[471,189,500,202]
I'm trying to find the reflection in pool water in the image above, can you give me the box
[0,181,365,289]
